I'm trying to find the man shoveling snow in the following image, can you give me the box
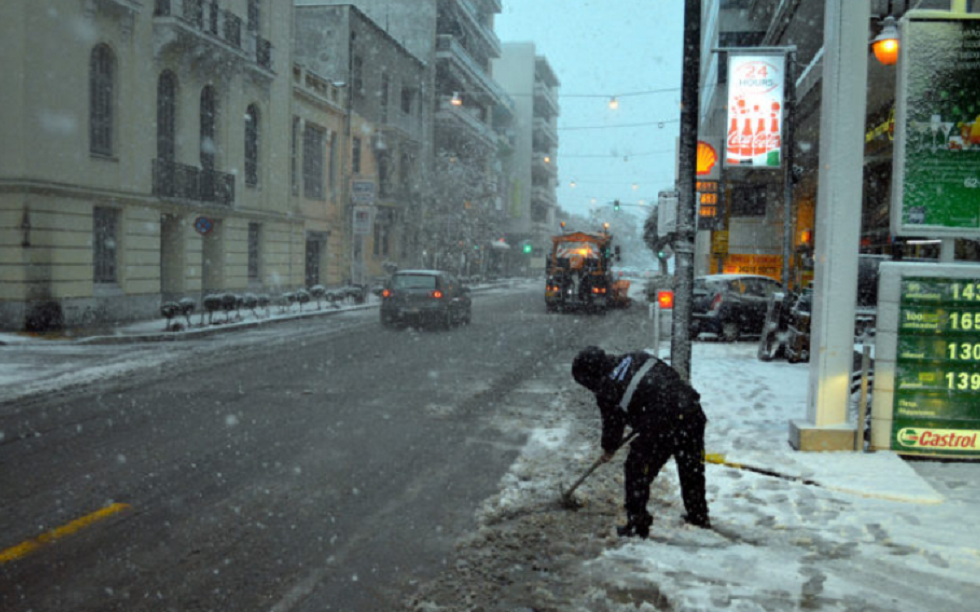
[572,346,711,538]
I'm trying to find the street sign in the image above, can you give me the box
[351,181,376,205]
[353,206,373,235]
[891,15,980,238]
[194,216,213,236]
[725,53,785,169]
[873,263,980,457]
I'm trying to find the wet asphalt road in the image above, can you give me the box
[0,283,635,611]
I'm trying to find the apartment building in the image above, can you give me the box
[296,0,516,278]
[493,43,561,274]
[0,0,295,330]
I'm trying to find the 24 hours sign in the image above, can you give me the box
[725,54,785,169]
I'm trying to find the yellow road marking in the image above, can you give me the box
[0,502,131,564]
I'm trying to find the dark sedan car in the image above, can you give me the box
[379,270,472,329]
[690,274,785,341]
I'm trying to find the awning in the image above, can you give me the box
[490,239,511,250]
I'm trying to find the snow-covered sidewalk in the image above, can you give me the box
[439,341,980,612]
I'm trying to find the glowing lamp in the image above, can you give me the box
[872,16,899,66]
[657,290,675,310]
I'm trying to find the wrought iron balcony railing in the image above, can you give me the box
[152,158,235,206]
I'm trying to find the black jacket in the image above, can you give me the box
[588,351,705,453]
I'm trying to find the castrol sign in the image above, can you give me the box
[726,54,785,169]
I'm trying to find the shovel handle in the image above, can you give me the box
[562,430,638,499]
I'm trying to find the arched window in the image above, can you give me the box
[156,71,177,161]
[200,85,217,169]
[89,44,115,156]
[245,104,260,187]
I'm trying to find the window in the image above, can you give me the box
[328,132,338,193]
[89,44,115,156]
[248,222,260,280]
[200,86,218,169]
[156,71,177,162]
[401,87,414,115]
[291,117,300,195]
[373,222,388,256]
[303,123,325,199]
[247,0,260,32]
[352,137,362,174]
[380,73,389,122]
[353,56,363,96]
[305,234,325,287]
[93,207,118,283]
[245,104,260,187]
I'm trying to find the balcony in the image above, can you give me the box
[446,0,501,58]
[436,35,509,108]
[152,158,235,206]
[153,0,273,74]
[532,154,557,179]
[532,117,558,149]
[533,81,559,118]
[435,100,498,150]
[531,185,556,207]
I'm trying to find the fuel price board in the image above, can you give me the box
[891,276,980,455]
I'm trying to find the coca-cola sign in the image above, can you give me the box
[725,54,785,169]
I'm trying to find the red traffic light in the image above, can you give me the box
[657,290,675,310]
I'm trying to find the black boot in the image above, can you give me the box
[682,513,711,529]
[616,514,652,539]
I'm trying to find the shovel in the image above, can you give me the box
[559,430,638,509]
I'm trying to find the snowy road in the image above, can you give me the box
[1,281,614,611]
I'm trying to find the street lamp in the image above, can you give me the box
[872,16,899,66]
[608,96,619,110]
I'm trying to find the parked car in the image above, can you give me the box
[379,270,471,329]
[690,274,785,341]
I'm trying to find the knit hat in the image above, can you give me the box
[572,346,610,391]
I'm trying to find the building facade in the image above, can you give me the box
[0,0,297,330]
[493,44,561,274]
[294,4,428,283]
[696,0,980,289]
[297,0,516,278]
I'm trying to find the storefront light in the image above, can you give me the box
[872,16,899,66]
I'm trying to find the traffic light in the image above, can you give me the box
[613,200,621,212]
[522,243,533,254]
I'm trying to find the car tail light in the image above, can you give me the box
[382,289,392,298]
[431,290,444,299]
[710,292,723,312]
[591,287,607,295]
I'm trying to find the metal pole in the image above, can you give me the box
[670,0,702,381]
[652,302,661,359]
[782,51,797,290]
[856,341,871,451]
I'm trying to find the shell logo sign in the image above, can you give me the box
[696,141,718,176]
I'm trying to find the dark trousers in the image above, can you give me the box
[624,416,708,524]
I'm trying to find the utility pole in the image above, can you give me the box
[670,0,701,381]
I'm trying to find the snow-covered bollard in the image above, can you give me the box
[258,294,271,316]
[326,289,342,309]
[295,289,311,312]
[160,301,179,331]
[243,293,259,318]
[203,294,222,325]
[221,293,238,323]
[179,297,196,328]
[310,285,326,310]
[280,292,295,314]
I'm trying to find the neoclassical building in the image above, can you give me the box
[0,0,299,330]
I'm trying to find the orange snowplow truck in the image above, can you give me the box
[544,231,631,313]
